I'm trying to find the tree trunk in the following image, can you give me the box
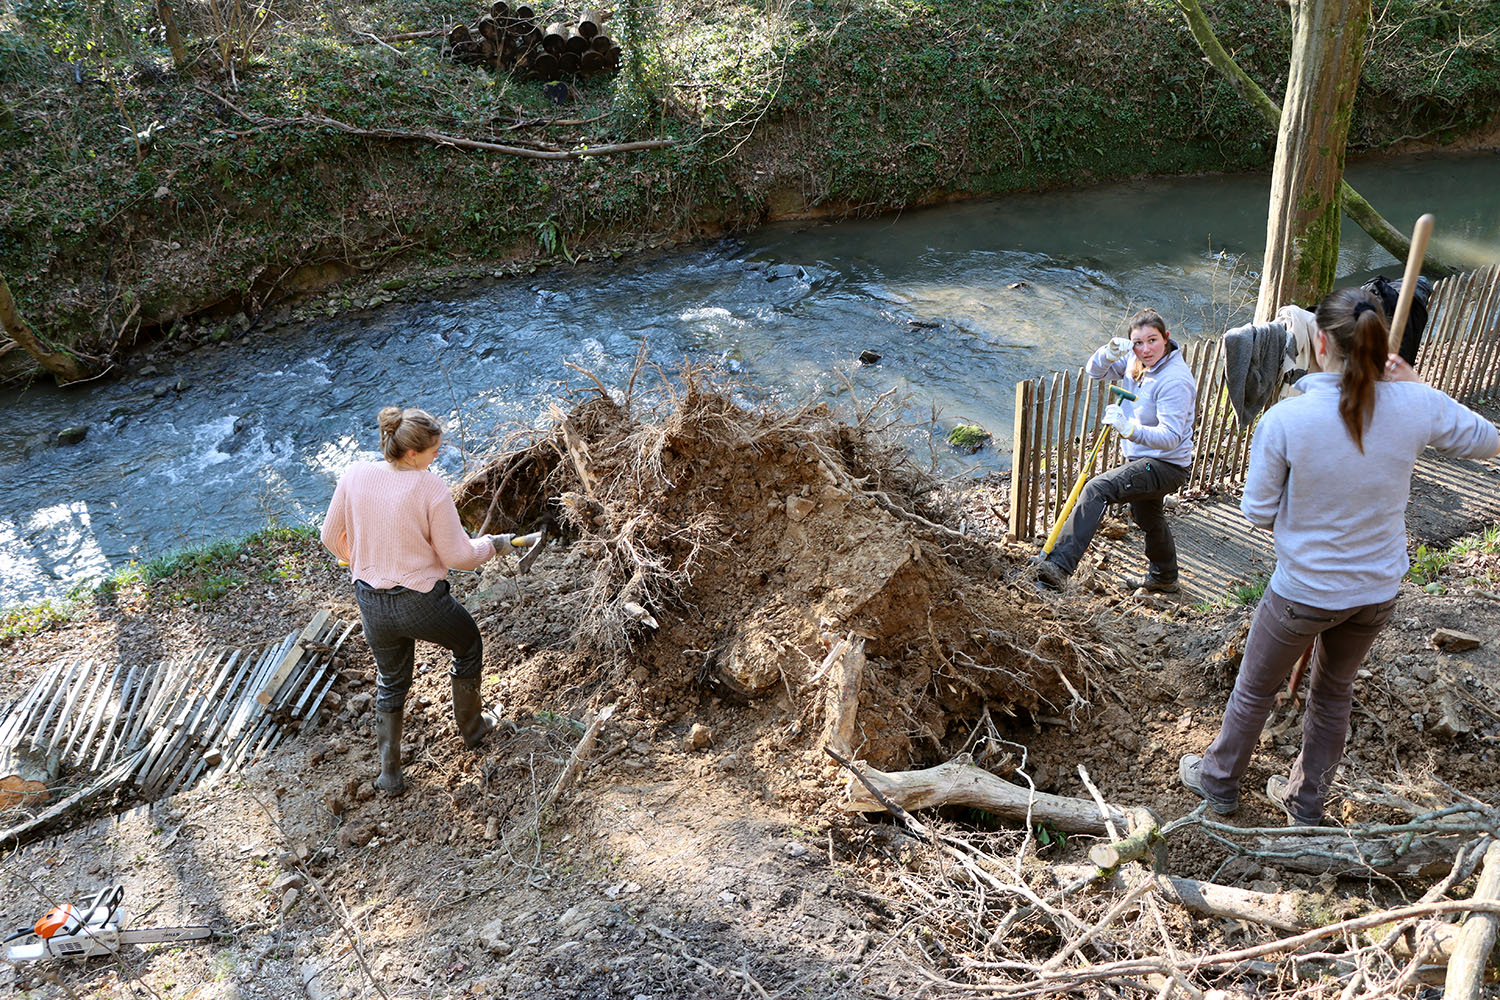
[156,0,189,70]
[0,275,96,384]
[1255,0,1372,321]
[1171,0,1472,281]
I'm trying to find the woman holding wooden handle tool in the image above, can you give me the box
[321,406,535,796]
[1032,308,1197,593]
[1182,287,1499,826]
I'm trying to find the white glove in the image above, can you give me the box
[487,530,543,551]
[1102,337,1132,362]
[1102,404,1137,439]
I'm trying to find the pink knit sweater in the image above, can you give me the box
[321,462,495,592]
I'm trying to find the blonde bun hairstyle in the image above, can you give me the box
[378,406,442,464]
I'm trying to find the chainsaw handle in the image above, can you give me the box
[34,884,123,939]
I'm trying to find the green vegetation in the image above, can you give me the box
[0,524,321,638]
[1407,523,1500,590]
[1195,572,1268,611]
[0,598,74,641]
[1,0,1496,368]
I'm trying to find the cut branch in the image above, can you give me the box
[348,29,444,44]
[1444,839,1500,1000]
[196,85,672,160]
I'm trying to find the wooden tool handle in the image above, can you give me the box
[1387,213,1434,355]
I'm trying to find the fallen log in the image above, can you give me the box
[1445,840,1500,999]
[840,756,1129,835]
[1196,811,1489,878]
[0,748,146,847]
[197,86,672,160]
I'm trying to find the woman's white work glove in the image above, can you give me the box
[483,533,517,554]
[1102,403,1137,440]
[483,531,543,554]
[1101,337,1133,362]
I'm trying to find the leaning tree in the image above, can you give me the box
[1255,0,1373,319]
[1171,0,1476,288]
[0,275,98,385]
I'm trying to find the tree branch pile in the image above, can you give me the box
[834,748,1500,1000]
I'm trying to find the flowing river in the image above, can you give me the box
[3,151,1498,606]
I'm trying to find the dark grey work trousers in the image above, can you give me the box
[355,579,484,713]
[1047,457,1190,579]
[1200,584,1396,823]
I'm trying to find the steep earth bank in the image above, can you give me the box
[3,0,1499,382]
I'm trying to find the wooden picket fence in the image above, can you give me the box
[1414,264,1500,400]
[1007,263,1500,544]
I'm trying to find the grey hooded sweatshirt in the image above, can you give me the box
[1242,373,1498,609]
[1086,341,1197,467]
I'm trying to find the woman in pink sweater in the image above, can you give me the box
[322,406,506,795]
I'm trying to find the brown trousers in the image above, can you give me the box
[1200,584,1396,823]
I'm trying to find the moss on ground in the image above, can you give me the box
[1,0,1497,370]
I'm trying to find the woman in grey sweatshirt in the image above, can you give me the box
[1182,286,1499,825]
[1033,308,1197,592]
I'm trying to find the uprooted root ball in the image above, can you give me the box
[456,363,1121,768]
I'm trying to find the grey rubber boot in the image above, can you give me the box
[374,710,405,796]
[452,676,500,749]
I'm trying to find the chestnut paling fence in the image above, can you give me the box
[1007,264,1500,544]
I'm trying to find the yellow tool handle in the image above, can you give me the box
[1041,426,1111,556]
[1040,383,1135,555]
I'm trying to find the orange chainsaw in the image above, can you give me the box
[3,885,216,962]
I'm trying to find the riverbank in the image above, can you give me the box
[5,383,1500,998]
[3,0,1498,382]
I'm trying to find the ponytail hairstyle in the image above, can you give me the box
[1125,308,1170,382]
[377,406,442,464]
[1314,287,1388,454]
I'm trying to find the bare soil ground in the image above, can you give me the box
[4,375,1500,1000]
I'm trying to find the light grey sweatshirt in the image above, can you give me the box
[1242,373,1499,608]
[1086,342,1197,467]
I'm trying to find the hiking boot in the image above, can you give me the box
[1179,754,1237,814]
[1127,575,1180,594]
[1030,556,1068,591]
[1266,775,1329,827]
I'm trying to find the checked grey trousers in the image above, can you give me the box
[1199,584,1396,823]
[355,579,484,713]
[1047,457,1189,579]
